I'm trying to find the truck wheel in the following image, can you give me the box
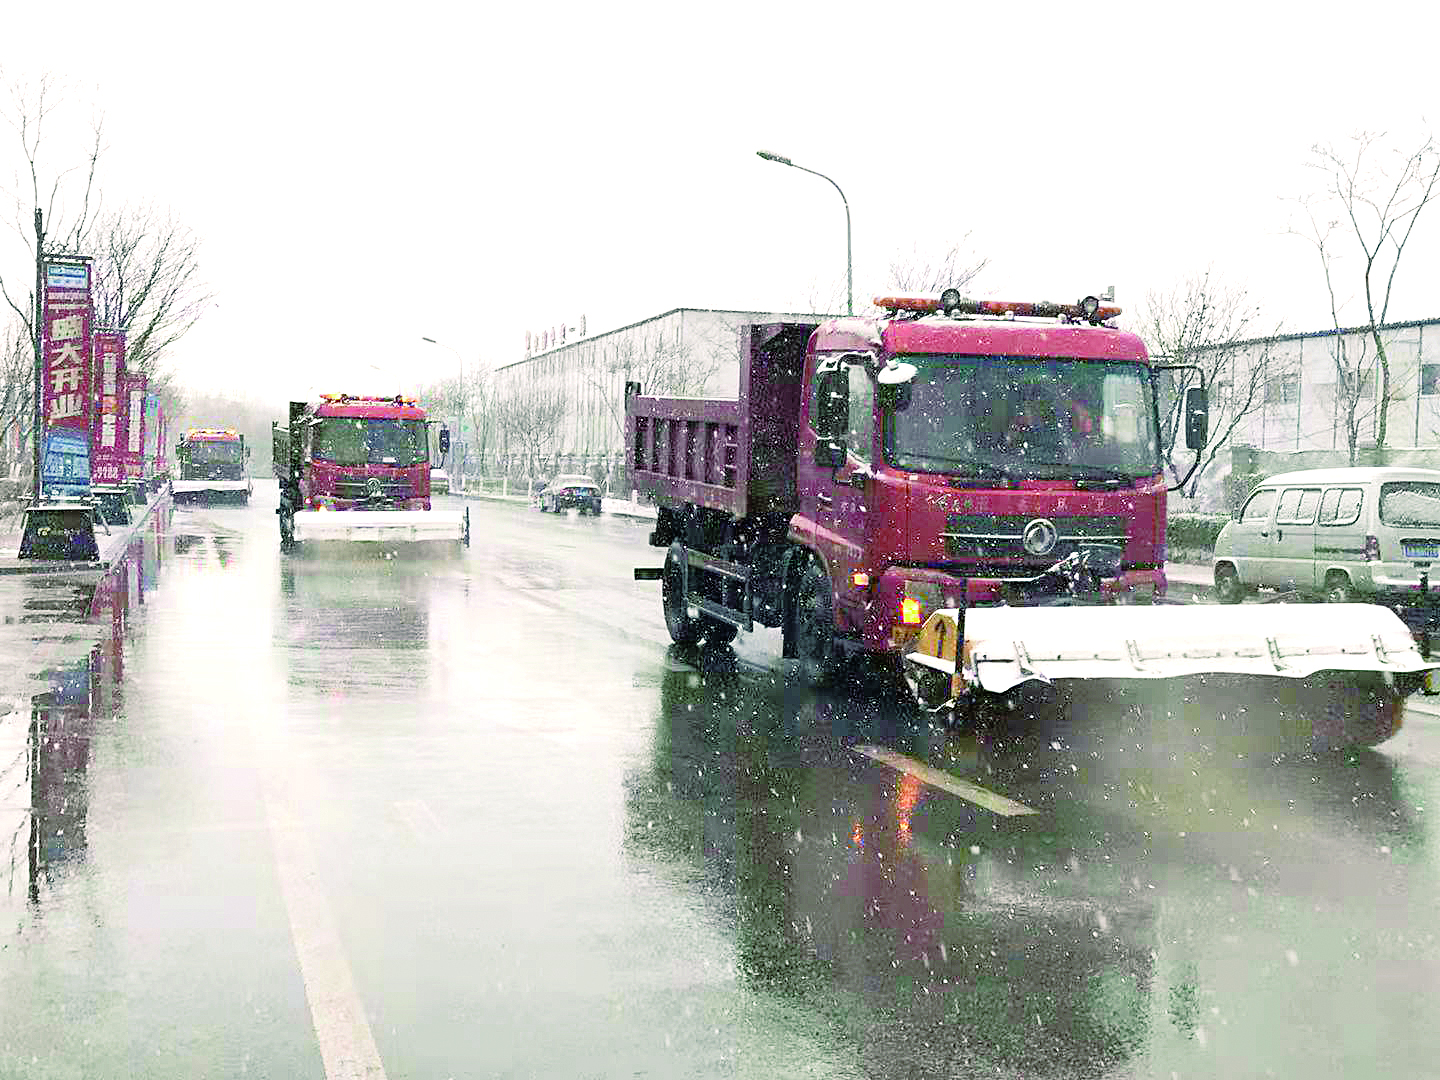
[793,561,841,687]
[1214,564,1244,604]
[662,542,704,646]
[700,617,738,646]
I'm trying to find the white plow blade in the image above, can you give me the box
[173,479,250,493]
[293,510,466,543]
[958,603,1437,695]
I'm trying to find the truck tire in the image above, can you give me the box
[699,617,738,646]
[662,542,704,646]
[1214,564,1244,604]
[793,561,842,687]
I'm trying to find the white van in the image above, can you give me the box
[1212,466,1440,604]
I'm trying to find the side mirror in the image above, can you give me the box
[1184,387,1209,450]
[439,427,451,454]
[814,439,846,469]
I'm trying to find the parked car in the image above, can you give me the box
[430,467,450,495]
[539,474,602,515]
[1212,466,1440,604]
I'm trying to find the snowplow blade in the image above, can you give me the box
[904,602,1438,700]
[173,479,251,495]
[293,508,469,545]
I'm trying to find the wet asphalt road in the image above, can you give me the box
[3,480,1440,1079]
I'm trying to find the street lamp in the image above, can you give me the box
[756,150,852,315]
[422,336,465,489]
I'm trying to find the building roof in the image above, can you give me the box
[494,306,841,372]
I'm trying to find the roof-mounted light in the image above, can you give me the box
[875,293,1123,323]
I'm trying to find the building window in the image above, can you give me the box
[1264,372,1300,404]
[1421,364,1440,396]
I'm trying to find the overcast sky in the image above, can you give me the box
[2,0,1438,403]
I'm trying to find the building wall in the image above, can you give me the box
[1225,319,1439,452]
[488,307,827,485]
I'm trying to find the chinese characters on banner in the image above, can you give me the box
[91,330,127,484]
[40,258,94,497]
[123,373,147,479]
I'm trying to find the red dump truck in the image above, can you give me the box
[628,294,1436,743]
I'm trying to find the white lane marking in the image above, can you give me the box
[851,745,1039,817]
[261,787,388,1079]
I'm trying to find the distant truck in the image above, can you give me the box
[173,428,252,503]
[273,393,468,549]
[628,295,1435,741]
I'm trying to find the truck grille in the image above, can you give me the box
[335,477,413,501]
[943,513,1130,560]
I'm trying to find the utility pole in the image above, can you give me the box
[32,209,44,504]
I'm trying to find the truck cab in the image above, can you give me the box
[173,428,252,503]
[796,294,1172,652]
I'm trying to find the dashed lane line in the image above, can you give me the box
[261,774,389,1079]
[851,745,1039,817]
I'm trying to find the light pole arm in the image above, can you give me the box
[756,154,852,315]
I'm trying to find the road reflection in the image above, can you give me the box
[628,647,1440,1077]
[275,555,433,694]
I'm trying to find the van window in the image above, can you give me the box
[1275,487,1320,525]
[1241,488,1276,523]
[1318,487,1363,526]
[1380,482,1440,527]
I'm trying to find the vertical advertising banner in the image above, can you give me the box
[155,402,168,474]
[41,258,94,497]
[90,330,126,484]
[123,373,147,479]
[144,392,160,477]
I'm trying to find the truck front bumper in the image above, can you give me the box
[864,565,1166,653]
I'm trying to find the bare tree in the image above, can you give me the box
[1290,131,1440,452]
[90,204,211,377]
[495,382,569,480]
[579,326,721,441]
[464,366,497,474]
[1138,269,1282,496]
[886,237,989,296]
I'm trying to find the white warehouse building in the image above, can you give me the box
[489,306,831,486]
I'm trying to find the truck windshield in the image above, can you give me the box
[312,417,429,467]
[187,440,242,465]
[886,355,1161,479]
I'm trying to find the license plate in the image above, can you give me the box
[1404,542,1440,560]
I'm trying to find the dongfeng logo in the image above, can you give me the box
[1022,517,1058,556]
[366,477,383,499]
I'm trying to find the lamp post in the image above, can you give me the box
[756,150,852,316]
[421,336,465,490]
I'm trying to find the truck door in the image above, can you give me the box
[1271,486,1320,593]
[802,359,873,629]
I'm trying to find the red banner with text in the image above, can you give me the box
[41,259,93,434]
[91,329,126,484]
[123,372,147,479]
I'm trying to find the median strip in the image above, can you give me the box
[850,745,1039,817]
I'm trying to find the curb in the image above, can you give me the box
[0,490,169,576]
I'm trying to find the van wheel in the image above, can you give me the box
[1325,572,1355,604]
[1214,564,1244,604]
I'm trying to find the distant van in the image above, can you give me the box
[1212,466,1440,604]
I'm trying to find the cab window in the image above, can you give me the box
[1318,487,1364,526]
[1275,487,1321,525]
[1241,489,1276,523]
[846,363,874,462]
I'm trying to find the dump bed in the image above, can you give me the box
[625,321,817,520]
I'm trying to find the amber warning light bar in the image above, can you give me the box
[874,289,1122,325]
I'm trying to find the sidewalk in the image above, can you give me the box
[0,488,170,577]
